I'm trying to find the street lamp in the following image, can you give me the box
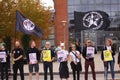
[61,20,67,44]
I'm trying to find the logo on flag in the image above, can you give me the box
[23,19,35,31]
[16,10,43,38]
[74,11,110,30]
[83,11,103,30]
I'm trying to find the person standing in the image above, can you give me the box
[42,42,55,80]
[70,44,82,80]
[82,39,97,80]
[0,45,9,80]
[26,40,40,80]
[101,39,116,80]
[57,43,69,80]
[12,41,24,80]
[118,52,120,68]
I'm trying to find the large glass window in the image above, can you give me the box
[68,0,74,5]
[111,0,119,4]
[104,5,111,12]
[96,5,104,11]
[96,0,103,4]
[103,0,111,4]
[68,6,74,13]
[111,5,119,11]
[88,0,94,4]
[74,0,81,5]
[81,0,88,4]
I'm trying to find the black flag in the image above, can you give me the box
[74,11,110,30]
[16,10,43,38]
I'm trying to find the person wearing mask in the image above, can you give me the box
[42,41,55,80]
[0,45,9,80]
[26,40,40,80]
[11,41,24,80]
[70,44,82,80]
[101,39,116,80]
[82,39,97,80]
[57,43,69,80]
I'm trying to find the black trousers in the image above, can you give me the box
[13,63,24,80]
[0,63,8,80]
[43,62,53,80]
[72,70,80,80]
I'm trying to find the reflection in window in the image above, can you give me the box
[80,5,89,12]
[111,5,119,11]
[68,0,74,5]
[88,5,96,11]
[103,0,111,4]
[81,0,88,4]
[68,6,74,13]
[74,0,81,5]
[104,5,111,12]
[88,0,94,4]
[111,0,119,4]
[96,0,103,4]
[96,5,104,11]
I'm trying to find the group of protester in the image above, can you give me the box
[0,38,120,80]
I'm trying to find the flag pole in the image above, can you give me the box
[14,10,17,48]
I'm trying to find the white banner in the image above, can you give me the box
[29,53,37,64]
[57,50,67,62]
[87,47,95,58]
[0,52,6,63]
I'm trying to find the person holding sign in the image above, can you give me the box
[82,39,97,80]
[12,41,24,80]
[42,42,55,80]
[70,44,82,80]
[0,45,9,80]
[57,43,69,80]
[101,39,116,80]
[26,40,40,80]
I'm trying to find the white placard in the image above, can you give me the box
[0,52,6,63]
[29,53,37,64]
[87,47,95,58]
[57,50,67,62]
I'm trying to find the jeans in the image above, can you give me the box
[104,58,115,80]
[85,61,96,80]
[43,62,53,80]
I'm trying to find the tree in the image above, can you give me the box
[0,0,53,39]
[0,0,53,50]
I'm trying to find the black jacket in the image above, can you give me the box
[101,45,116,61]
[82,46,97,61]
[12,48,24,64]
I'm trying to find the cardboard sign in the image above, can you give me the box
[57,50,67,62]
[29,53,37,64]
[43,50,51,61]
[0,52,6,63]
[86,47,95,58]
[103,50,113,61]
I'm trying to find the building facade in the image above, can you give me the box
[54,0,69,49]
[68,0,120,50]
[53,0,120,50]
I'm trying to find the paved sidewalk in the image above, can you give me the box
[10,53,120,74]
[9,73,120,80]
